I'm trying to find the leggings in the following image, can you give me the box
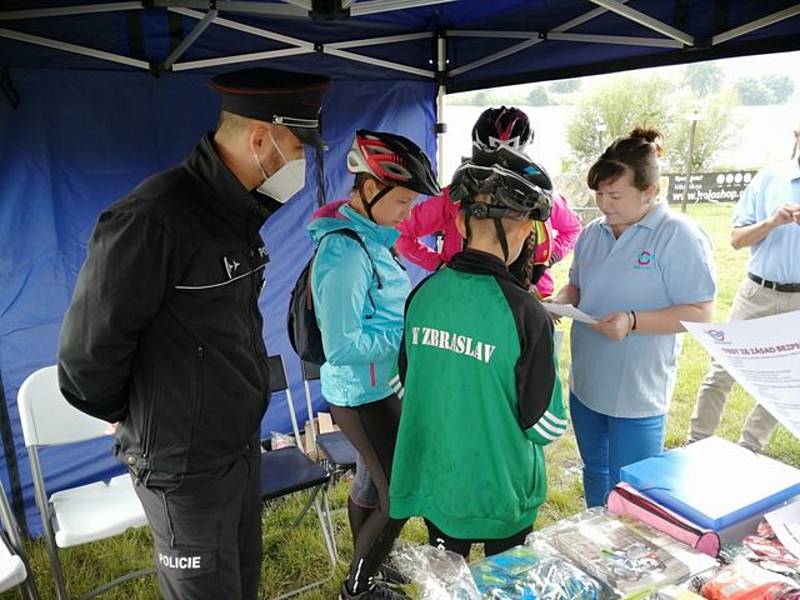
[330,395,406,594]
[425,519,531,559]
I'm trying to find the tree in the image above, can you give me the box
[565,74,738,173]
[566,75,672,164]
[666,92,739,173]
[764,75,795,104]
[473,91,489,106]
[549,79,581,94]
[683,63,723,97]
[735,77,775,105]
[527,86,550,106]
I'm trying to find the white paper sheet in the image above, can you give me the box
[543,303,598,324]
[766,500,800,560]
[683,310,800,441]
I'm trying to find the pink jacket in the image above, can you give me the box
[395,189,582,297]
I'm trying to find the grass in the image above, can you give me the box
[7,202,800,600]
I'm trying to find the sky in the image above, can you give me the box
[451,49,800,101]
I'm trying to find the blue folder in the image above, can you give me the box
[619,437,800,530]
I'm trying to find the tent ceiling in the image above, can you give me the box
[1,1,799,92]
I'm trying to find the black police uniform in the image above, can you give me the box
[57,68,329,600]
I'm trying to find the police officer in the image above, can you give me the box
[57,67,330,600]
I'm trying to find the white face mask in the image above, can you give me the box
[253,132,306,203]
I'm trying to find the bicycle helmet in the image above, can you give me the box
[472,106,532,151]
[347,129,440,221]
[450,145,552,263]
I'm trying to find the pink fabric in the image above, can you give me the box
[395,188,583,297]
[311,199,348,221]
[395,188,461,271]
[535,192,582,297]
[607,482,721,558]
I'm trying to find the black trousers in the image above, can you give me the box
[425,519,532,559]
[132,452,262,600]
[330,394,406,594]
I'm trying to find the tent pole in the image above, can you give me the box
[326,31,433,49]
[452,30,680,49]
[448,1,639,78]
[323,47,434,78]
[435,31,447,186]
[173,47,313,71]
[162,8,217,71]
[0,28,149,69]
[349,0,457,16]
[0,2,140,21]
[588,0,694,46]
[169,7,315,49]
[713,5,800,46]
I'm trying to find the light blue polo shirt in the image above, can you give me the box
[732,159,800,284]
[569,202,716,418]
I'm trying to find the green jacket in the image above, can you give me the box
[389,250,565,539]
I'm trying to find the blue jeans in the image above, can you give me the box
[570,392,666,508]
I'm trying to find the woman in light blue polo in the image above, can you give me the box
[553,127,716,507]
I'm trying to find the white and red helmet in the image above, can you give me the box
[347,130,440,197]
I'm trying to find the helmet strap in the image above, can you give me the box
[358,179,392,223]
[493,218,510,264]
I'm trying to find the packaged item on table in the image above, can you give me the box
[531,509,703,598]
[653,585,704,599]
[390,541,480,600]
[700,557,798,600]
[469,545,601,600]
[719,521,800,583]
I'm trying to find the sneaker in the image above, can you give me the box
[339,581,408,600]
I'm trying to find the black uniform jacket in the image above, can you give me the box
[58,134,274,474]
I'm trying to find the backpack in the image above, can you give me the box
[287,229,381,365]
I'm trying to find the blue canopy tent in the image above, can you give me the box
[1,0,799,536]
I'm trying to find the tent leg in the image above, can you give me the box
[435,32,447,186]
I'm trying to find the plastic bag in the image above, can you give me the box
[269,431,295,450]
[470,545,601,600]
[701,557,797,600]
[528,509,705,599]
[390,541,480,600]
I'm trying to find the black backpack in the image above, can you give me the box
[287,229,381,365]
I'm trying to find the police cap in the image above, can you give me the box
[209,67,331,149]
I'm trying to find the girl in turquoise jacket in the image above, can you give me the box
[308,130,439,600]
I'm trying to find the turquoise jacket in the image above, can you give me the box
[308,203,411,407]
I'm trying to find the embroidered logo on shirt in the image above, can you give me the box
[223,255,241,279]
[410,326,497,364]
[635,250,654,269]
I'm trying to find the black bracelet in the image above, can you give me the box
[630,310,638,331]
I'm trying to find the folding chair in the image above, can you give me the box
[0,479,38,599]
[17,366,152,600]
[300,360,356,479]
[261,355,337,599]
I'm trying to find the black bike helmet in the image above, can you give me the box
[472,106,533,151]
[450,145,552,263]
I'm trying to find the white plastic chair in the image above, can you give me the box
[0,479,38,599]
[17,365,151,600]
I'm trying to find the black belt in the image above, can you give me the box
[748,272,800,293]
